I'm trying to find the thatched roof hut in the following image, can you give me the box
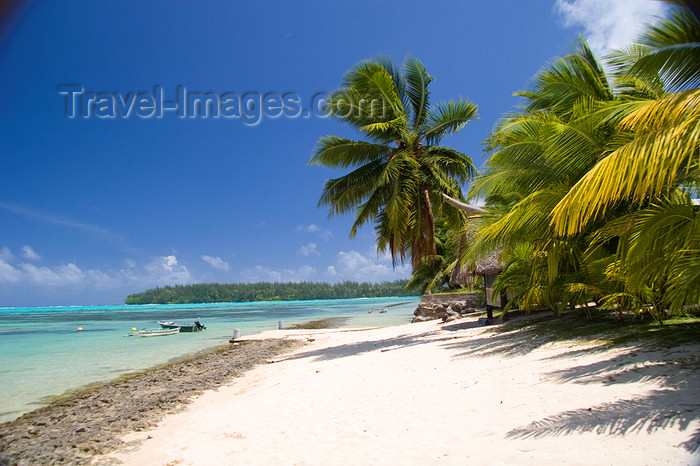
[474,251,503,276]
[448,251,503,289]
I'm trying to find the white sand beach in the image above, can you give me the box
[103,317,700,465]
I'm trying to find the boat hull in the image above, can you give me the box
[136,327,180,337]
[157,321,204,332]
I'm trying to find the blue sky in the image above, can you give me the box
[0,0,666,306]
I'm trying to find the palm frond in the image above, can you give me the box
[423,100,478,144]
[552,88,700,235]
[625,7,700,91]
[309,136,391,168]
[402,56,432,131]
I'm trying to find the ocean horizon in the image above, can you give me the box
[0,296,419,423]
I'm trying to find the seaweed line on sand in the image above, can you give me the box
[0,338,306,465]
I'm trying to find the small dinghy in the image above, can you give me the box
[136,327,180,337]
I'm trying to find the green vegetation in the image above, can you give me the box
[125,280,416,304]
[461,4,700,323]
[309,56,477,270]
[312,2,699,326]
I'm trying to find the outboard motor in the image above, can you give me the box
[195,320,206,330]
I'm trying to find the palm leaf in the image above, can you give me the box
[309,136,391,168]
[424,100,478,144]
[402,56,432,131]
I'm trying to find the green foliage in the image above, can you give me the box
[460,4,700,324]
[125,280,416,305]
[310,55,477,270]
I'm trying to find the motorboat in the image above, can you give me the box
[157,320,206,332]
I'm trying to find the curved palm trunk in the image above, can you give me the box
[412,186,437,270]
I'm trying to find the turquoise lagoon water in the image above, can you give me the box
[0,297,419,422]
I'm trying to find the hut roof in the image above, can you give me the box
[474,252,503,275]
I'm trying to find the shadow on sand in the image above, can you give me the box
[284,314,700,453]
[504,346,700,453]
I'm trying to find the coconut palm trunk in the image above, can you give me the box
[413,185,438,270]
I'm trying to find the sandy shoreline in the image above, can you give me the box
[97,315,699,465]
[2,314,699,465]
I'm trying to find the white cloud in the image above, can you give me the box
[0,256,116,288]
[0,253,202,304]
[85,269,119,289]
[300,242,319,257]
[296,223,320,232]
[295,223,333,241]
[20,262,84,286]
[0,259,22,283]
[241,264,317,283]
[21,245,41,261]
[0,247,14,262]
[142,255,192,285]
[326,265,337,276]
[332,250,411,282]
[201,255,231,271]
[555,0,667,56]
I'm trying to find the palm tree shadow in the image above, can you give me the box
[442,328,556,358]
[280,330,454,362]
[281,319,493,363]
[506,347,700,453]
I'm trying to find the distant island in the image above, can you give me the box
[125,280,416,304]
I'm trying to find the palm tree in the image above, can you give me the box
[463,6,699,322]
[463,36,679,318]
[551,7,700,235]
[547,5,700,317]
[309,56,478,269]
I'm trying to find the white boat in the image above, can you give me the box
[135,327,180,337]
